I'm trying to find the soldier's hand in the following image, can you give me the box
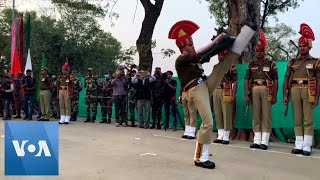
[177,96,182,104]
[245,96,250,105]
[232,96,236,103]
[312,99,318,108]
[272,96,277,105]
[283,96,288,105]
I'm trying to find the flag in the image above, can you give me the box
[11,16,17,66]
[24,49,32,75]
[19,15,24,70]
[24,14,31,68]
[11,48,21,77]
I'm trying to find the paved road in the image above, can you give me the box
[0,120,319,180]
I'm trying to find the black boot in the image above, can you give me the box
[194,160,215,169]
[91,116,96,123]
[107,118,111,124]
[70,114,75,121]
[100,117,107,123]
[150,119,156,129]
[84,115,91,122]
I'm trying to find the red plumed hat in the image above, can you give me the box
[298,23,315,48]
[255,29,267,53]
[62,57,69,71]
[168,20,199,48]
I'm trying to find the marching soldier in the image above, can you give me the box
[70,71,83,121]
[51,75,60,118]
[169,20,255,169]
[213,49,237,144]
[84,68,99,123]
[58,59,73,124]
[245,29,278,150]
[39,67,52,121]
[283,23,320,156]
[100,70,113,124]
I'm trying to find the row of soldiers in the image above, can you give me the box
[179,23,318,160]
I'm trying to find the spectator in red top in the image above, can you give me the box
[164,71,177,131]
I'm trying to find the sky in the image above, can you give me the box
[12,0,320,76]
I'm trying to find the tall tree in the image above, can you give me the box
[136,0,164,71]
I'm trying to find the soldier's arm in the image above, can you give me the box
[283,60,292,98]
[244,64,251,98]
[272,62,279,98]
[175,51,199,67]
[232,65,238,98]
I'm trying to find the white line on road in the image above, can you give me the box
[140,153,157,156]
[153,134,320,159]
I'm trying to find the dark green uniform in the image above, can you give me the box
[84,75,99,122]
[71,77,82,121]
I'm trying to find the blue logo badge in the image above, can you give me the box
[5,122,59,176]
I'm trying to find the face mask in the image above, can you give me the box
[104,74,110,78]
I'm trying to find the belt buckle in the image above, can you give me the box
[197,78,203,84]
[298,80,303,85]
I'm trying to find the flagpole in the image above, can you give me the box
[11,0,15,64]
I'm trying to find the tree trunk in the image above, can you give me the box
[136,0,164,71]
[226,0,261,64]
[227,0,261,140]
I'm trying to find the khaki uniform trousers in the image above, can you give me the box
[40,90,51,119]
[182,92,197,128]
[291,87,314,136]
[59,90,71,116]
[213,88,232,131]
[252,86,272,133]
[186,51,240,144]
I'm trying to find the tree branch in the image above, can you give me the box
[154,0,164,10]
[140,0,153,10]
[260,0,269,28]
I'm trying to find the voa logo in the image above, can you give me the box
[12,140,51,157]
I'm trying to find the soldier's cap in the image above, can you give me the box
[41,67,48,71]
[87,67,93,71]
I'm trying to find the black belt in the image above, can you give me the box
[291,80,308,85]
[184,78,204,92]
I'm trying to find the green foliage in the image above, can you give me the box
[264,23,297,61]
[0,7,128,79]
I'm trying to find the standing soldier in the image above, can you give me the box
[13,72,23,118]
[169,20,255,169]
[283,23,320,156]
[70,71,83,121]
[213,49,238,144]
[51,75,60,119]
[245,29,278,150]
[150,67,165,129]
[58,59,73,124]
[100,70,113,124]
[84,68,99,123]
[127,69,136,127]
[39,67,52,121]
